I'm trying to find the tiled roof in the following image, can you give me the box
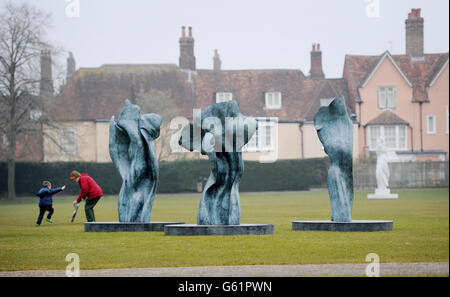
[343,54,380,104]
[343,52,449,103]
[303,78,353,121]
[53,64,195,121]
[194,69,310,122]
[365,110,409,126]
[426,54,449,86]
[53,66,353,123]
[54,66,350,123]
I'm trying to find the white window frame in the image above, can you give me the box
[427,115,436,134]
[265,92,282,109]
[368,125,381,151]
[259,121,275,152]
[243,117,277,152]
[320,98,334,107]
[61,129,77,155]
[215,92,233,103]
[367,125,408,151]
[377,86,397,110]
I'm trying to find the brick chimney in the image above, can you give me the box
[213,49,221,71]
[309,43,325,80]
[66,51,76,81]
[179,26,196,70]
[40,49,53,96]
[405,8,424,58]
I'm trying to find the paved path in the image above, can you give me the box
[0,262,447,277]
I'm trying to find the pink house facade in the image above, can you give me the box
[344,9,449,161]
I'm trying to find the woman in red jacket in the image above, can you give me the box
[70,171,103,222]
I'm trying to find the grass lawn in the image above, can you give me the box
[0,189,448,271]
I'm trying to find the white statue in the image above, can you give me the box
[368,136,398,199]
[375,137,389,192]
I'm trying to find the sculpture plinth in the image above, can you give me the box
[164,224,274,236]
[292,96,393,232]
[85,100,184,232]
[164,100,273,236]
[367,189,399,199]
[85,222,185,232]
[292,220,393,232]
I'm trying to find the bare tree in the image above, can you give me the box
[0,2,56,199]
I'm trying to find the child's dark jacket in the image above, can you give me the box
[36,187,63,206]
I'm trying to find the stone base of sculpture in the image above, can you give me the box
[292,220,393,232]
[85,222,184,232]
[164,224,274,236]
[367,188,398,199]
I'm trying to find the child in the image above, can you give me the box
[36,181,66,226]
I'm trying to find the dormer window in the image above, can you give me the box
[265,92,282,109]
[215,92,233,103]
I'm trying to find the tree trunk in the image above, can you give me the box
[7,129,16,200]
[7,158,16,200]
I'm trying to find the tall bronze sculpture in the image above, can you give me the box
[109,100,161,222]
[314,96,354,222]
[85,100,183,232]
[292,96,393,232]
[164,100,274,235]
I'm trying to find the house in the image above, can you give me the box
[45,26,356,163]
[45,62,196,162]
[344,9,449,161]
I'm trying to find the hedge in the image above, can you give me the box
[0,158,329,197]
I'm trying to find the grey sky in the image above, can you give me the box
[2,0,449,78]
